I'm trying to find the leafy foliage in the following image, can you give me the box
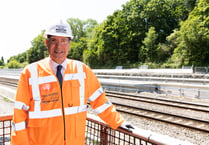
[7,59,21,68]
[0,56,4,66]
[170,0,209,66]
[27,31,48,63]
[8,52,27,64]
[84,0,192,68]
[67,18,98,61]
[140,27,158,63]
[7,0,209,68]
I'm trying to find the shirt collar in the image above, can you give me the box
[49,57,67,74]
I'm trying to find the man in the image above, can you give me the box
[11,19,133,145]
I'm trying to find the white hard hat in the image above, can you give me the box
[44,19,73,39]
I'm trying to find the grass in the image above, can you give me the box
[3,97,13,103]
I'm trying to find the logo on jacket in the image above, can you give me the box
[40,84,59,104]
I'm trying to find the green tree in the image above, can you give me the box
[27,31,48,63]
[85,0,191,67]
[141,0,191,42]
[172,0,209,66]
[7,59,21,68]
[67,18,86,42]
[0,56,4,66]
[8,52,27,64]
[67,18,98,61]
[68,37,87,61]
[67,18,97,42]
[83,24,102,67]
[185,0,198,11]
[140,27,158,62]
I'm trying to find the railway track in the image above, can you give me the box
[106,91,209,113]
[0,78,18,88]
[114,102,209,133]
[1,77,209,133]
[106,91,209,133]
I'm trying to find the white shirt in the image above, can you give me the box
[48,57,67,76]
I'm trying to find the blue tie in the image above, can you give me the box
[56,65,63,87]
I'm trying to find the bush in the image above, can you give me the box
[7,60,21,68]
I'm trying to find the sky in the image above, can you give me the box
[0,0,129,62]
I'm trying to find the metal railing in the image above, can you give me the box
[0,114,193,145]
[86,117,155,145]
[194,67,209,73]
[101,80,209,100]
[0,115,12,145]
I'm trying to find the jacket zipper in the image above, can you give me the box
[60,85,66,141]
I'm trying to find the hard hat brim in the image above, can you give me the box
[45,32,73,39]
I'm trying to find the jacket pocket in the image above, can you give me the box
[71,80,80,87]
[27,119,50,145]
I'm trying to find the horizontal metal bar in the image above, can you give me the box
[0,114,194,145]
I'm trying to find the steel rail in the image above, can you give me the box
[106,91,209,113]
[113,102,209,133]
[0,80,18,87]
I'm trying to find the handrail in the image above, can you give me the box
[87,114,194,145]
[0,114,12,121]
[0,114,194,145]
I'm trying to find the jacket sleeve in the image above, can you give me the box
[85,66,124,129]
[11,68,31,145]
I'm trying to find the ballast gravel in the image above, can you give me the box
[112,92,209,145]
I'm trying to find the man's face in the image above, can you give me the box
[47,36,70,64]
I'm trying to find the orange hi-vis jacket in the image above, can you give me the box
[11,58,124,145]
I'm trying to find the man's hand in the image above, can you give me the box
[119,122,135,132]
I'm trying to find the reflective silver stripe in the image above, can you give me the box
[88,87,104,102]
[76,61,85,106]
[14,101,29,111]
[12,121,26,131]
[65,105,87,115]
[29,75,57,85]
[29,63,41,111]
[28,61,87,119]
[29,108,62,119]
[29,71,86,84]
[94,101,112,115]
[29,105,87,119]
[64,72,86,81]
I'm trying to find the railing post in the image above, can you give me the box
[3,121,5,144]
[100,126,108,145]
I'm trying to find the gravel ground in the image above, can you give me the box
[120,112,209,145]
[109,92,209,145]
